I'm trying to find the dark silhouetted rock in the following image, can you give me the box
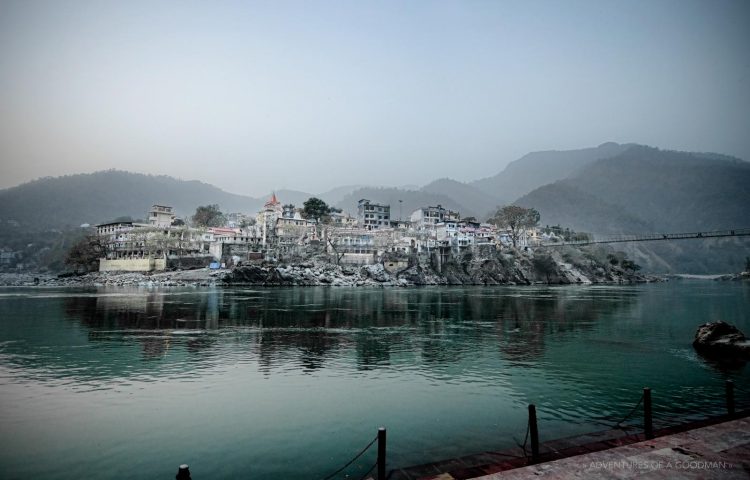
[693,322,750,360]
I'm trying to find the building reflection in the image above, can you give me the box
[55,287,637,377]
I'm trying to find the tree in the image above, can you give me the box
[192,204,225,228]
[64,235,104,273]
[326,236,346,265]
[302,197,331,222]
[621,259,641,272]
[489,205,540,248]
[532,253,557,284]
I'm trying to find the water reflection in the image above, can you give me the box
[0,287,640,379]
[1,284,749,480]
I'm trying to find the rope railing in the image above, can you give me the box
[357,461,377,480]
[611,391,645,439]
[614,392,644,428]
[321,433,378,480]
[517,416,530,461]
[173,381,745,478]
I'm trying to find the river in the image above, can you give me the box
[0,281,748,479]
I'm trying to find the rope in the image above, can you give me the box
[614,393,644,429]
[357,461,377,480]
[515,417,530,461]
[321,434,378,480]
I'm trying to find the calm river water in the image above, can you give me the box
[1,281,749,479]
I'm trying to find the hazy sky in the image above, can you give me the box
[1,0,748,196]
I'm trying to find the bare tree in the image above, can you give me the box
[489,205,540,248]
[324,227,349,265]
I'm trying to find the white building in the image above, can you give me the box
[410,205,460,230]
[256,193,284,246]
[148,205,175,228]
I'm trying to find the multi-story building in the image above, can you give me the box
[275,213,317,251]
[357,199,390,230]
[329,211,357,227]
[410,205,460,229]
[326,227,375,264]
[96,204,213,271]
[148,205,175,228]
[256,193,284,246]
[282,204,297,219]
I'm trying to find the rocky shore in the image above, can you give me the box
[224,255,656,286]
[714,271,750,281]
[0,248,658,288]
[0,269,229,288]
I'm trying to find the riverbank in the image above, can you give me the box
[223,259,658,286]
[390,410,750,480]
[0,245,665,287]
[0,261,659,288]
[0,269,229,287]
[467,415,750,480]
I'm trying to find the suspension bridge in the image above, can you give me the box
[538,227,750,248]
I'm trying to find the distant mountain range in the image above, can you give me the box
[1,143,748,273]
[517,145,750,233]
[471,142,636,204]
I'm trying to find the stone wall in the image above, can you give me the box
[166,255,213,270]
[99,258,166,272]
[340,252,376,265]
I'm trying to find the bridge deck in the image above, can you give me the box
[539,227,750,247]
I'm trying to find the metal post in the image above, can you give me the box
[726,380,735,417]
[176,464,191,480]
[377,427,387,479]
[528,404,539,464]
[643,387,653,439]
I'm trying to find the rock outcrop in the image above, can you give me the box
[222,248,655,287]
[693,321,750,360]
[0,246,657,288]
[715,272,750,282]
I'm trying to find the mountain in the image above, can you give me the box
[472,142,634,203]
[516,145,750,273]
[0,170,263,230]
[317,185,364,206]
[420,178,501,219]
[518,146,750,234]
[516,182,654,234]
[564,146,750,232]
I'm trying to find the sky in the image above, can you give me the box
[0,0,748,197]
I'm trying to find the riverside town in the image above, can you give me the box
[2,2,750,480]
[17,196,655,288]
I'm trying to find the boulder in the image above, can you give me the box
[693,321,750,359]
[362,264,390,282]
[223,265,269,284]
